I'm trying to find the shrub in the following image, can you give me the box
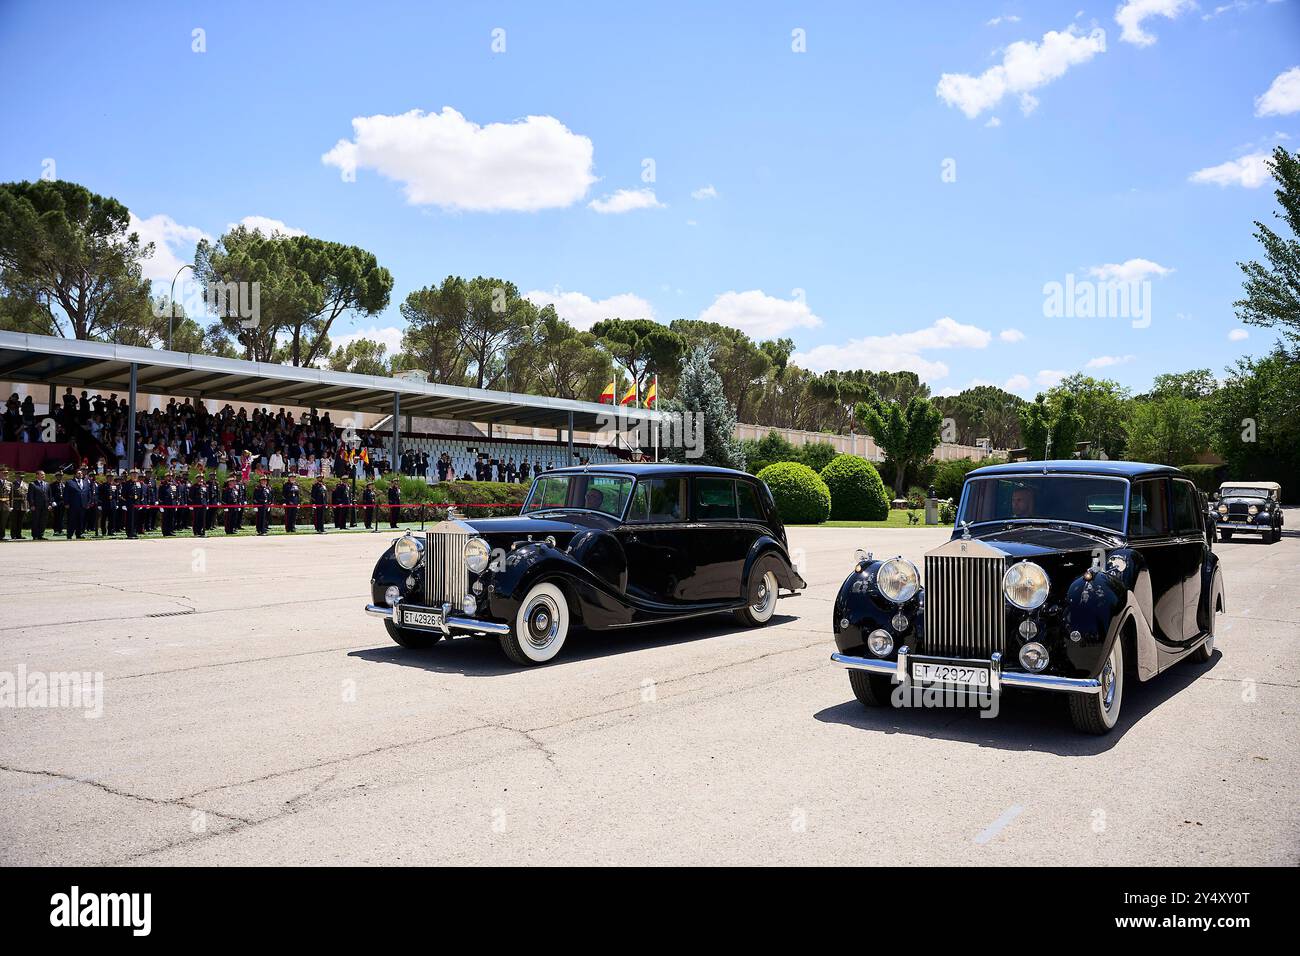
[798,440,838,473]
[741,430,799,475]
[756,461,831,524]
[939,500,957,524]
[819,454,889,520]
[1180,463,1227,495]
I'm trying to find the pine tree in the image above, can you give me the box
[663,345,746,469]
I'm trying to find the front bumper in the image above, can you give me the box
[831,645,1102,695]
[365,602,511,636]
[1217,521,1270,531]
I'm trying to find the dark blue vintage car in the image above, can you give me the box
[831,461,1225,733]
[366,464,806,665]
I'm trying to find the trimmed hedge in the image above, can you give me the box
[819,454,889,520]
[756,461,831,525]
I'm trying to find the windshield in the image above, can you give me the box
[958,475,1128,533]
[1220,487,1270,499]
[522,473,633,517]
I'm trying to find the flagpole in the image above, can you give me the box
[653,374,659,462]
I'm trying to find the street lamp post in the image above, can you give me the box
[167,263,194,350]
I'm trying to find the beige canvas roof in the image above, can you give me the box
[1219,480,1281,492]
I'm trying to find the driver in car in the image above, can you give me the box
[1010,485,1036,519]
[584,489,605,511]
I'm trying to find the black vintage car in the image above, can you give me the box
[365,464,806,665]
[1212,481,1283,543]
[831,461,1225,734]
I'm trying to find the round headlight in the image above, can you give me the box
[464,536,490,574]
[876,558,919,604]
[867,629,894,657]
[1248,504,1258,516]
[1217,504,1228,515]
[393,534,423,570]
[1019,641,1049,672]
[1003,561,1049,610]
[383,585,401,606]
[461,594,477,615]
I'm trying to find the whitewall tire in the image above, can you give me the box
[499,582,570,665]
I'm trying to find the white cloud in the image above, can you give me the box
[701,290,823,340]
[985,116,1003,128]
[587,188,664,214]
[1115,0,1195,46]
[986,15,1022,26]
[230,215,306,237]
[1189,152,1272,188]
[1086,354,1136,368]
[1256,66,1300,117]
[1228,328,1250,341]
[936,25,1107,119]
[691,184,719,200]
[129,212,211,285]
[332,325,405,356]
[1036,369,1067,387]
[1087,258,1173,282]
[793,316,991,377]
[321,107,595,212]
[999,328,1025,342]
[1004,374,1032,392]
[524,288,656,331]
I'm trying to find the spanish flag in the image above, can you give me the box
[600,380,616,403]
[619,384,638,406]
[644,379,657,408]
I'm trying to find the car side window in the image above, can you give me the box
[1129,479,1170,538]
[627,481,650,522]
[694,477,737,520]
[1171,480,1201,535]
[627,478,684,523]
[736,481,764,520]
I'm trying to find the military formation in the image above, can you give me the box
[0,465,403,541]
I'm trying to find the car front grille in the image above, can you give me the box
[923,551,1006,659]
[1226,503,1251,517]
[425,523,469,607]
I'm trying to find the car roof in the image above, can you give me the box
[541,462,755,479]
[1220,480,1280,491]
[966,459,1184,480]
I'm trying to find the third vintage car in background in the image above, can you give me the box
[365,464,805,665]
[832,461,1225,734]
[1212,480,1284,543]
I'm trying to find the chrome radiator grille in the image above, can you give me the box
[923,552,1006,658]
[425,525,469,607]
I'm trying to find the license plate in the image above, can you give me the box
[912,661,990,688]
[400,608,444,630]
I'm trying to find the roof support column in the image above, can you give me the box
[567,410,574,464]
[392,391,400,475]
[126,362,137,472]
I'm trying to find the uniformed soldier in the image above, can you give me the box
[143,474,158,533]
[386,479,400,528]
[331,479,350,530]
[253,475,271,535]
[84,475,99,537]
[222,477,238,534]
[174,474,188,530]
[28,471,50,540]
[123,470,140,538]
[10,471,30,539]
[234,479,247,532]
[361,481,377,528]
[283,476,300,533]
[190,475,206,536]
[0,468,11,541]
[206,476,220,532]
[159,475,176,536]
[103,476,122,535]
[64,470,88,540]
[310,476,327,533]
[49,475,64,535]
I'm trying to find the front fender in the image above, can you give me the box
[482,537,630,629]
[832,559,920,657]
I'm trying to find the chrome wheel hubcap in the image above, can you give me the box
[526,597,560,649]
[752,572,777,614]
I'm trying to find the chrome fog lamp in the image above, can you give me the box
[867,629,894,657]
[461,594,477,616]
[1003,561,1049,611]
[383,585,401,607]
[1248,504,1259,516]
[1019,641,1049,672]
[1217,504,1228,515]
[890,611,909,632]
[876,558,919,604]
[394,533,423,570]
[1018,619,1038,640]
[464,536,491,574]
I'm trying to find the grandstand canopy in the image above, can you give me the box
[0,331,661,432]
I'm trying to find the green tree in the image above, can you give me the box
[1149,368,1217,400]
[592,318,683,397]
[740,429,799,474]
[933,384,1025,449]
[1125,395,1209,465]
[854,393,943,495]
[329,337,392,376]
[1018,393,1083,460]
[663,344,745,469]
[0,180,153,341]
[397,276,471,386]
[1207,349,1300,497]
[1235,147,1300,348]
[1045,374,1131,459]
[669,319,772,420]
[520,307,608,399]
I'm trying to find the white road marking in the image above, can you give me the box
[975,804,1023,844]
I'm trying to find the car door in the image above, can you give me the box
[1170,478,1206,644]
[617,476,691,604]
[1127,478,1183,653]
[680,476,747,603]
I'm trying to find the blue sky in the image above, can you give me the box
[1,0,1297,399]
